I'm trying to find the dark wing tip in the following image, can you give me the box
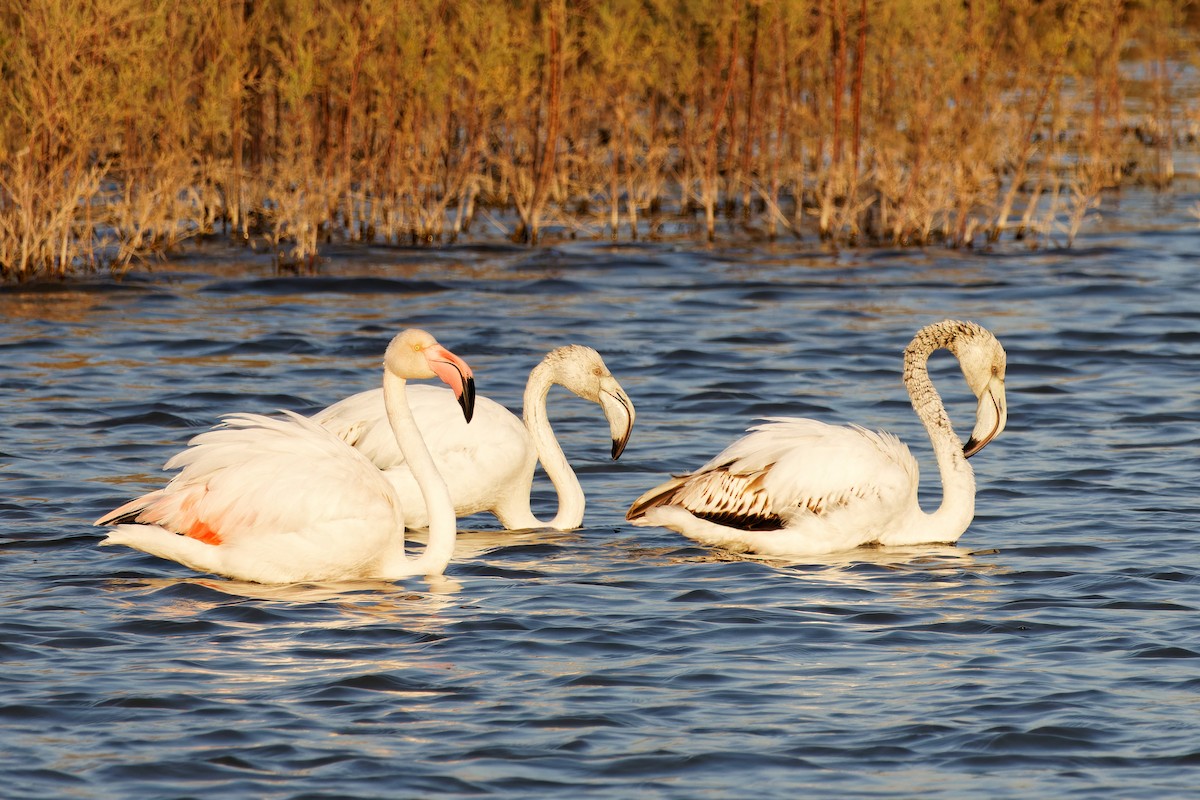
[626,482,675,521]
[94,507,143,527]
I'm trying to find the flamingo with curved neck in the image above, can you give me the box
[626,320,1008,555]
[95,329,475,583]
[314,345,635,531]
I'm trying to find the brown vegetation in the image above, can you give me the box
[1,0,1197,281]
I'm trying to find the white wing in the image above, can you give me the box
[101,411,402,545]
[629,417,918,530]
[314,386,534,519]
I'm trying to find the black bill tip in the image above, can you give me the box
[963,437,982,458]
[611,434,629,460]
[458,376,476,423]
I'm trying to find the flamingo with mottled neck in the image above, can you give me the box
[627,320,1008,555]
[314,345,635,530]
[95,329,475,583]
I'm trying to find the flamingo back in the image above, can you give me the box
[629,418,920,532]
[315,385,534,525]
[112,411,404,548]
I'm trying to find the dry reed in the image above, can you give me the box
[1,0,1197,282]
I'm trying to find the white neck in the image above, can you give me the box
[521,360,586,530]
[894,334,976,544]
[380,370,457,575]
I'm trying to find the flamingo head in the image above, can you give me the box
[545,345,636,459]
[386,329,476,422]
[951,324,1008,458]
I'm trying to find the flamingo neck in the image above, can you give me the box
[522,360,585,530]
[381,371,456,575]
[898,328,976,544]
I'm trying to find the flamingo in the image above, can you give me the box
[313,345,635,530]
[95,329,476,583]
[626,319,1008,555]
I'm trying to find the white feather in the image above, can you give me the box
[96,329,472,583]
[314,345,635,530]
[627,320,1008,556]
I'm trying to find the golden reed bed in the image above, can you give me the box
[2,0,1197,281]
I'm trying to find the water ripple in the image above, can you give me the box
[2,208,1199,797]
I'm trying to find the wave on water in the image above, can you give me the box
[2,222,1200,798]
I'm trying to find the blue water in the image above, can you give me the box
[2,188,1199,798]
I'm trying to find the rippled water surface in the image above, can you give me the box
[3,191,1200,798]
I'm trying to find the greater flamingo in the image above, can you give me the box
[95,329,475,583]
[314,345,635,530]
[626,320,1008,555]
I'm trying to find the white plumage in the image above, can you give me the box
[314,345,635,530]
[95,329,476,583]
[627,320,1008,555]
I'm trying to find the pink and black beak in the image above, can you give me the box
[427,345,476,423]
